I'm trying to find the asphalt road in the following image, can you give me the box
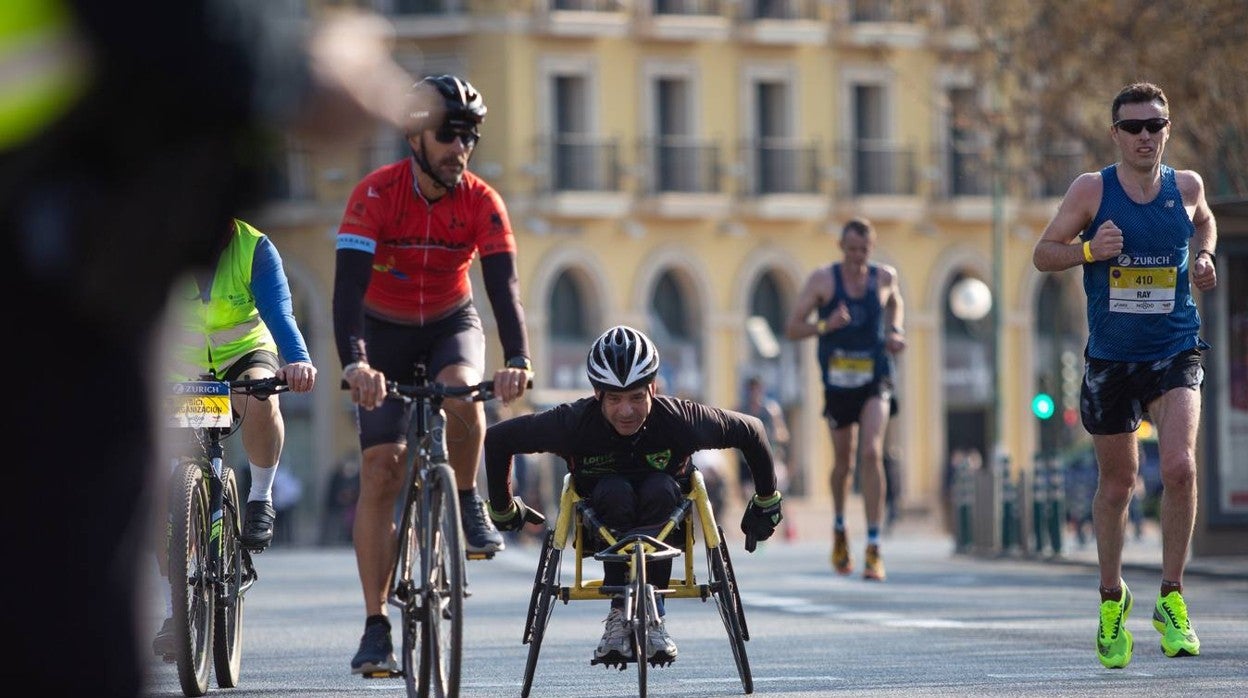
[138,525,1248,698]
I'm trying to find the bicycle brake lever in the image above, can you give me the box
[745,532,757,553]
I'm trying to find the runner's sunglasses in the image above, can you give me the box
[1113,118,1169,135]
[434,125,480,147]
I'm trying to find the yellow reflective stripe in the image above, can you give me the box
[0,1,89,149]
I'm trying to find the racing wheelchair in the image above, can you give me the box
[520,469,753,697]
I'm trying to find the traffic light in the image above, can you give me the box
[1032,392,1055,420]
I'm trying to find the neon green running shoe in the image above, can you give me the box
[1152,591,1200,657]
[1096,583,1133,669]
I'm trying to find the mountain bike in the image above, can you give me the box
[348,364,534,698]
[161,376,288,697]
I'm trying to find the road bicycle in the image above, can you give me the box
[522,469,753,698]
[349,364,535,698]
[160,376,288,697]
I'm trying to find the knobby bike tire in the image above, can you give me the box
[631,543,649,698]
[398,478,425,696]
[423,462,465,698]
[170,460,212,697]
[213,466,244,688]
[708,531,753,694]
[521,530,561,698]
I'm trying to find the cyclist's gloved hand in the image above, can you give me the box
[740,491,783,551]
[488,496,536,533]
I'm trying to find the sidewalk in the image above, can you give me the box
[748,495,1247,581]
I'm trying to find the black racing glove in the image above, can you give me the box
[488,496,541,533]
[740,492,783,552]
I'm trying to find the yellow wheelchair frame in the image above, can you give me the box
[519,469,753,697]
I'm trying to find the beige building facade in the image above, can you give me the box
[241,3,1242,555]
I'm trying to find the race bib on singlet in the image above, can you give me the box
[1108,265,1177,314]
[826,351,875,389]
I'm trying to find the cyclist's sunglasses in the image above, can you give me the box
[1113,117,1169,135]
[434,125,480,147]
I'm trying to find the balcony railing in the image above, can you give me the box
[552,0,627,10]
[744,0,818,21]
[653,0,724,15]
[389,0,462,14]
[264,147,315,202]
[840,139,916,196]
[934,140,992,198]
[640,136,723,194]
[1035,146,1086,198]
[848,0,924,23]
[741,137,821,195]
[544,134,622,193]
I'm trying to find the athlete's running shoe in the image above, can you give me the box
[350,620,398,674]
[863,544,886,581]
[831,529,852,575]
[646,617,678,664]
[1152,591,1200,657]
[594,607,633,663]
[1096,582,1134,669]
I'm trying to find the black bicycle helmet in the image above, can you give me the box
[408,74,487,133]
[586,326,661,392]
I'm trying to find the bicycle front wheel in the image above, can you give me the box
[169,460,212,697]
[631,543,649,698]
[397,479,425,694]
[213,466,244,688]
[422,462,465,698]
[708,530,752,694]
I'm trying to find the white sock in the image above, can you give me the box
[248,462,277,503]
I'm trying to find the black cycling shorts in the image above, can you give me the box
[356,304,485,449]
[219,349,280,380]
[1080,347,1204,435]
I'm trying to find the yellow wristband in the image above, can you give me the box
[815,319,827,334]
[1082,240,1094,263]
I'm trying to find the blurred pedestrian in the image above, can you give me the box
[1,3,413,694]
[321,458,361,546]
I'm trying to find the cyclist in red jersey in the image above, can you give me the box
[333,74,533,675]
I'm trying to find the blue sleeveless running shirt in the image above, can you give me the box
[816,264,891,390]
[1081,164,1199,362]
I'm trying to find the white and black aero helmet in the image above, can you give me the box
[586,325,661,392]
[408,74,486,134]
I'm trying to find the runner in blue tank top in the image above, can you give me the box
[785,217,905,582]
[1032,82,1219,670]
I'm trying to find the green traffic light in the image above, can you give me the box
[1032,392,1055,420]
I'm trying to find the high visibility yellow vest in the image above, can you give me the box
[172,219,277,379]
[0,0,90,150]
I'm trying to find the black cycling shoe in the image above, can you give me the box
[152,617,176,661]
[460,493,504,555]
[350,620,397,675]
[240,500,276,551]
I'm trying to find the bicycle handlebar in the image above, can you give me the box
[338,377,534,403]
[227,376,289,399]
[745,532,758,553]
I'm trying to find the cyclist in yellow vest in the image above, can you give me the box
[154,218,317,654]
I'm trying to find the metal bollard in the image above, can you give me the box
[1031,454,1048,554]
[1001,468,1016,553]
[955,457,973,553]
[1046,456,1065,556]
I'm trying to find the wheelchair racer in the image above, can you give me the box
[483,325,784,665]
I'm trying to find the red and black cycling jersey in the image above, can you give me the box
[484,394,780,511]
[332,158,527,365]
